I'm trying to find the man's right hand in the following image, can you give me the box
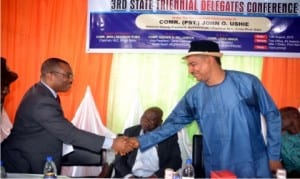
[112,136,130,155]
[112,136,140,156]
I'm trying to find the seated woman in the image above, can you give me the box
[279,106,300,178]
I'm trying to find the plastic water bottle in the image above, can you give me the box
[182,159,195,179]
[0,160,7,178]
[43,156,57,179]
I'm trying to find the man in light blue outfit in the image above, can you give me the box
[124,40,283,178]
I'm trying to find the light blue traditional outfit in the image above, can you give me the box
[138,70,282,178]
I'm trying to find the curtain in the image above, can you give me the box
[1,0,112,124]
[262,57,300,108]
[107,53,196,132]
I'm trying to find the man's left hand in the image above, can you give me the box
[269,160,283,174]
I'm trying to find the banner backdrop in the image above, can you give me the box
[87,0,300,57]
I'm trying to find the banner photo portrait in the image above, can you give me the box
[87,0,300,57]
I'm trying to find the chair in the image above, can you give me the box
[192,134,205,178]
[61,147,113,178]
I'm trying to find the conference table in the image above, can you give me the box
[6,173,70,178]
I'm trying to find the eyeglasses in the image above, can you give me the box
[51,71,73,79]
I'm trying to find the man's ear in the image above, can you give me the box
[207,56,215,63]
[44,72,55,88]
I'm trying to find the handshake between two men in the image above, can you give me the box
[112,136,140,156]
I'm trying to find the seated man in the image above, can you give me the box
[114,107,182,178]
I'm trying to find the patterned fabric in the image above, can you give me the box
[0,109,12,142]
[281,132,300,172]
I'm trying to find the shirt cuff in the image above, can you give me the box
[124,173,133,179]
[102,137,113,149]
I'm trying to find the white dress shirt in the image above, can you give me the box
[127,130,159,178]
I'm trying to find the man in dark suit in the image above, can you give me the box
[1,57,129,174]
[114,107,182,178]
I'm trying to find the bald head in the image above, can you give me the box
[140,107,163,132]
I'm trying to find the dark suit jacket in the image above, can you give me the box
[1,82,105,174]
[114,125,182,178]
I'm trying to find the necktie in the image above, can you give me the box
[56,95,61,104]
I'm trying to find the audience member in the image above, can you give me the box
[1,57,18,111]
[279,106,300,177]
[1,57,130,174]
[114,107,182,178]
[1,57,18,142]
[124,40,283,178]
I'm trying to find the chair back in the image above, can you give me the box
[61,147,103,166]
[61,147,113,178]
[192,134,205,178]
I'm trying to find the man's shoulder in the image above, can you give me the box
[25,82,46,92]
[125,125,140,130]
[227,70,254,76]
[226,70,259,82]
[25,83,51,96]
[124,125,141,135]
[21,82,57,106]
